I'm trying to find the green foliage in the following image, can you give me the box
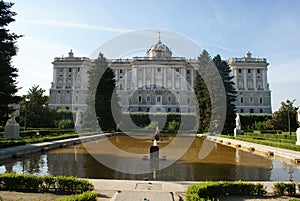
[274,182,296,195]
[267,102,298,132]
[0,1,22,126]
[167,120,180,132]
[58,119,74,129]
[95,67,121,131]
[120,112,196,132]
[186,181,266,201]
[239,113,272,130]
[83,53,107,131]
[213,55,237,134]
[0,173,94,194]
[194,50,212,133]
[0,133,79,148]
[19,85,56,128]
[56,191,97,201]
[145,121,158,129]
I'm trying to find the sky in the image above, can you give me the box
[7,0,300,111]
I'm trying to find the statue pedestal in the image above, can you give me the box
[234,128,241,137]
[74,125,81,133]
[296,128,300,146]
[4,121,20,139]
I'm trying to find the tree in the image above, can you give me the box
[83,53,121,131]
[95,67,120,131]
[212,54,237,134]
[19,85,55,128]
[267,101,298,132]
[194,50,212,132]
[0,0,22,126]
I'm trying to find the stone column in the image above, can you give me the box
[253,68,256,90]
[243,69,247,90]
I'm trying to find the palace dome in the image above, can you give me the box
[146,33,172,58]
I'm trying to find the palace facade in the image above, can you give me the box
[49,38,272,114]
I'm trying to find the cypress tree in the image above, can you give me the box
[194,50,212,133]
[83,53,120,131]
[0,1,21,126]
[212,55,237,134]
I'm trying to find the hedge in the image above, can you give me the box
[186,181,266,201]
[274,182,296,195]
[121,112,197,132]
[239,113,272,130]
[0,174,94,194]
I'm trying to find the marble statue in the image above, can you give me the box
[74,111,82,133]
[296,108,300,145]
[4,103,20,139]
[234,113,242,137]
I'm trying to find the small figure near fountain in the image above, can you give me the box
[234,113,242,137]
[154,126,160,141]
[296,108,300,145]
[4,103,20,139]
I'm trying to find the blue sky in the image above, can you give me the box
[8,0,300,111]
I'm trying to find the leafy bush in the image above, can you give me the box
[239,113,272,130]
[58,119,74,129]
[186,181,266,201]
[274,182,296,195]
[0,173,93,194]
[167,120,180,132]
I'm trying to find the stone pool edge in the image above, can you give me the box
[0,132,120,160]
[198,134,300,164]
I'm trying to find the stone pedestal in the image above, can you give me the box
[234,128,241,137]
[74,125,81,133]
[4,120,20,139]
[296,128,300,146]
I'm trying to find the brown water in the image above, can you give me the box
[0,135,299,181]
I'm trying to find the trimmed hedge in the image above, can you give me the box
[186,181,266,201]
[239,113,272,130]
[0,174,94,194]
[121,112,197,132]
[274,182,296,195]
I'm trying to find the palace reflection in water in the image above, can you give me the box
[0,136,299,181]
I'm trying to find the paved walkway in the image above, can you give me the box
[87,179,299,201]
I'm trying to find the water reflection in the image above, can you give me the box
[0,135,299,181]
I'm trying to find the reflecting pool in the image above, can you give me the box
[0,135,299,181]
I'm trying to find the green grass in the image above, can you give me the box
[0,133,79,149]
[219,132,300,151]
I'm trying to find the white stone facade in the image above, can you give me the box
[228,52,272,114]
[49,50,90,111]
[49,42,272,114]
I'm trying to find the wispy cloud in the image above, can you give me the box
[21,20,132,33]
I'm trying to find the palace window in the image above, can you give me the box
[238,69,242,73]
[146,96,150,102]
[157,67,161,72]
[69,68,72,73]
[257,69,261,74]
[240,97,244,103]
[138,95,142,103]
[248,69,251,73]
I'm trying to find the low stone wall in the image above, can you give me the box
[0,132,119,160]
